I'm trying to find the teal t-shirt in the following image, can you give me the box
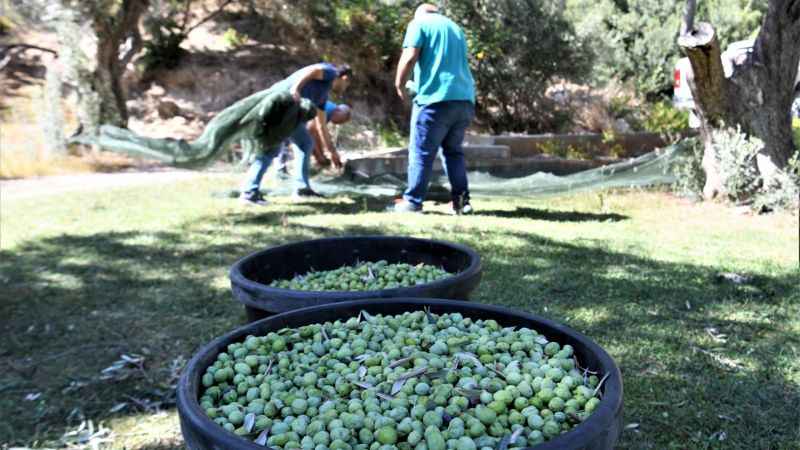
[402,13,475,106]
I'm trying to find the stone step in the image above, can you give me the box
[490,131,692,158]
[343,144,511,176]
[344,153,613,178]
[463,144,511,159]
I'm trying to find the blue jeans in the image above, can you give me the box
[241,122,313,194]
[404,100,474,206]
[289,123,314,190]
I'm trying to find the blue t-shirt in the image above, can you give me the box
[402,14,475,106]
[283,63,339,109]
[324,101,338,122]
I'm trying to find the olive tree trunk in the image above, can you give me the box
[678,0,800,199]
[56,0,149,133]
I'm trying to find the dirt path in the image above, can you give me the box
[0,169,216,201]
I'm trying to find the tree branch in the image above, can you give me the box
[0,44,58,56]
[120,25,143,68]
[0,44,58,71]
[110,0,149,69]
[184,0,235,35]
[678,22,729,126]
[180,0,193,33]
[680,0,697,36]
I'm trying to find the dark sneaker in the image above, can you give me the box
[387,199,423,213]
[452,193,474,215]
[292,187,325,199]
[239,191,268,206]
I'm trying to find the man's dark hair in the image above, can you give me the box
[336,64,353,78]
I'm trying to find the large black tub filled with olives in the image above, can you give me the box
[177,299,623,450]
[229,236,482,321]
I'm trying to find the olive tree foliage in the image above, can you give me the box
[272,0,591,133]
[445,0,592,133]
[286,0,416,118]
[566,0,765,97]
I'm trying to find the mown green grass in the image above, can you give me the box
[1,173,798,449]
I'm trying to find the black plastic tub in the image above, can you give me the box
[177,299,624,450]
[229,236,482,321]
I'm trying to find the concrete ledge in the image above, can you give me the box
[493,132,671,158]
[463,144,510,159]
[344,154,613,178]
[342,130,686,178]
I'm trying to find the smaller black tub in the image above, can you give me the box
[229,236,482,321]
[177,299,623,450]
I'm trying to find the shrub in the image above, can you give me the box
[446,0,592,133]
[671,127,799,211]
[0,15,14,35]
[643,100,689,141]
[141,16,188,71]
[711,126,763,203]
[222,27,249,48]
[671,137,705,197]
[286,0,590,134]
[141,0,236,71]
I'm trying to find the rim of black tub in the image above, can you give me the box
[177,299,623,450]
[228,235,483,304]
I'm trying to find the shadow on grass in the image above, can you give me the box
[0,210,796,449]
[228,195,399,224]
[0,214,381,446]
[457,230,799,449]
[476,207,628,222]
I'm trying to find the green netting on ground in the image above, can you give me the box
[257,145,684,199]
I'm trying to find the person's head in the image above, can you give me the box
[329,104,352,125]
[415,3,439,19]
[332,64,352,94]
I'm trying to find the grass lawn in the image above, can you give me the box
[1,173,798,449]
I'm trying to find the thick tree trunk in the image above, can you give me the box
[94,41,129,127]
[678,0,800,199]
[731,0,800,181]
[55,0,149,133]
[677,23,729,199]
[89,0,150,128]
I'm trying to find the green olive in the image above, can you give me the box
[199,311,603,448]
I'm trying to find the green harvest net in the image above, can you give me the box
[255,144,686,200]
[70,88,316,168]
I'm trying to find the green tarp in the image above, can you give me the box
[71,88,316,168]
[257,145,685,199]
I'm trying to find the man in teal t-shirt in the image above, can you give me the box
[391,3,476,214]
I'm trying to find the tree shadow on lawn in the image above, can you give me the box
[229,195,400,223]
[475,207,628,223]
[0,212,796,448]
[459,230,799,449]
[280,195,631,223]
[0,212,386,446]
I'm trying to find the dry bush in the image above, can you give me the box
[546,81,644,133]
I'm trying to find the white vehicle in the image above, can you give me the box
[673,39,800,126]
